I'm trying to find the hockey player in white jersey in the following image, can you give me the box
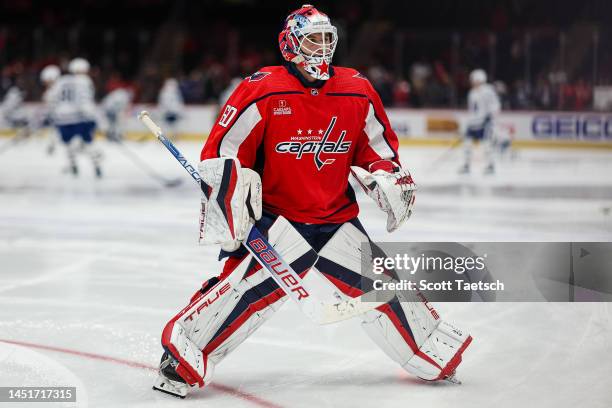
[48,58,102,177]
[157,78,184,138]
[460,69,501,174]
[157,78,183,140]
[101,87,133,142]
[0,80,29,139]
[39,65,61,155]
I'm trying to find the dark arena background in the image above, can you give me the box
[0,1,611,408]
[2,1,612,108]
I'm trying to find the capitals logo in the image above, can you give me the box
[247,71,271,82]
[275,117,351,170]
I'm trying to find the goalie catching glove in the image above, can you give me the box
[351,160,416,232]
[198,157,262,251]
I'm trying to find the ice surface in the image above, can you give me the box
[0,137,611,407]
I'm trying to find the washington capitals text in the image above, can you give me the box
[274,116,351,170]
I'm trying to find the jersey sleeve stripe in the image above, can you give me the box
[364,102,396,160]
[215,90,304,157]
[218,103,262,157]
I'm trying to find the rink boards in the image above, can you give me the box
[2,103,612,149]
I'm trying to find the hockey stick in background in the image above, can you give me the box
[138,111,386,324]
[112,139,182,188]
[424,136,463,173]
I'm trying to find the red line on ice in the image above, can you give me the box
[0,338,284,408]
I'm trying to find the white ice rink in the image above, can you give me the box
[1,138,611,408]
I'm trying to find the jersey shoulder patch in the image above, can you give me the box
[240,66,301,96]
[246,71,271,82]
[245,66,289,82]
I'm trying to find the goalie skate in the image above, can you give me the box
[152,352,191,398]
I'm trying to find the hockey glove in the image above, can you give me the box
[351,160,416,232]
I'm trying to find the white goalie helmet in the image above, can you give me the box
[68,58,90,74]
[469,69,487,86]
[40,65,61,84]
[278,4,338,80]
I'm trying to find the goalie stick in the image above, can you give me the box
[112,138,182,188]
[137,110,387,324]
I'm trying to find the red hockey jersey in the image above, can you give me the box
[201,65,400,224]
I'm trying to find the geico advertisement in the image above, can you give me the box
[386,110,612,142]
[531,114,612,139]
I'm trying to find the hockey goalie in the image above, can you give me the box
[153,4,472,398]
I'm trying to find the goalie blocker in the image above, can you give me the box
[155,213,472,397]
[197,157,262,252]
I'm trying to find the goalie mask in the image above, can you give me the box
[279,4,338,80]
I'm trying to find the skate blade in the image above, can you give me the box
[153,376,188,398]
[153,385,186,399]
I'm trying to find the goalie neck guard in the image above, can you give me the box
[278,4,337,81]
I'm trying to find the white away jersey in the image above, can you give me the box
[101,88,132,114]
[1,87,27,124]
[48,74,97,125]
[467,83,500,129]
[158,81,184,114]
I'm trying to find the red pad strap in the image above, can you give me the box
[163,340,206,388]
[435,335,473,381]
[161,321,206,387]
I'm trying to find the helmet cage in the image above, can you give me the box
[280,7,338,80]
